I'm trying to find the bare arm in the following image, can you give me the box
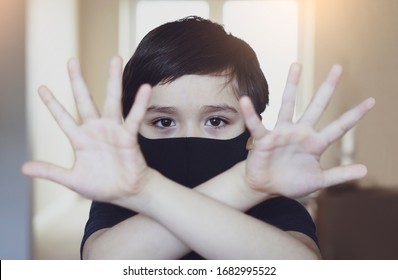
[83,161,271,260]
[104,167,317,260]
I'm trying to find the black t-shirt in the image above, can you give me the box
[81,196,318,259]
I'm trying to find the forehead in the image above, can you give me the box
[150,74,238,107]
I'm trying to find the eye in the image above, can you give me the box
[205,117,228,128]
[153,118,176,128]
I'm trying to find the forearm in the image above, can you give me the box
[125,167,316,259]
[83,214,189,259]
[84,161,267,259]
[195,161,268,211]
[85,162,317,260]
[116,168,318,260]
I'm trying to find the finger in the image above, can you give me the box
[320,98,375,146]
[38,85,79,139]
[239,96,268,140]
[22,160,72,187]
[124,84,152,136]
[103,56,123,122]
[321,164,367,188]
[298,64,343,126]
[68,58,100,121]
[276,63,301,125]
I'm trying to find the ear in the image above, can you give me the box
[246,136,254,150]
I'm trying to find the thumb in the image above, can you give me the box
[22,161,72,186]
[321,164,367,188]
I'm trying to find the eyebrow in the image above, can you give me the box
[146,106,178,114]
[146,104,239,115]
[200,105,239,115]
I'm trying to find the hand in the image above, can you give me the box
[22,57,152,202]
[240,63,375,198]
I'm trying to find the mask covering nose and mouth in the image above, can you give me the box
[138,130,250,188]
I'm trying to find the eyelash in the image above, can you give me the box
[205,117,229,129]
[151,117,230,129]
[151,118,175,129]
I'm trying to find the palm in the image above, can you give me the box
[240,64,375,198]
[22,57,152,202]
[68,120,147,200]
[246,124,327,197]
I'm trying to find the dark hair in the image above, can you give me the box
[122,16,269,117]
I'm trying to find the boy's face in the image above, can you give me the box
[139,74,246,139]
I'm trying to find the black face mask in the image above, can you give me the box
[138,131,250,188]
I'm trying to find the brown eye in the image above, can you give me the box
[206,117,228,128]
[153,118,176,128]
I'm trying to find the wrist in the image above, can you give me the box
[111,167,162,212]
[238,161,271,206]
[195,161,270,212]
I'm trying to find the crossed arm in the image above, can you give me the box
[22,57,374,259]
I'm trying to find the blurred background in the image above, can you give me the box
[1,0,397,259]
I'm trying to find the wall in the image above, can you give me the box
[312,0,398,259]
[79,0,119,109]
[28,0,119,259]
[23,0,119,260]
[0,0,31,259]
[25,0,82,260]
[313,0,398,188]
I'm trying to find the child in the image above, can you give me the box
[23,17,375,259]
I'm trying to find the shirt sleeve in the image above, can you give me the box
[80,201,137,259]
[246,196,319,247]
